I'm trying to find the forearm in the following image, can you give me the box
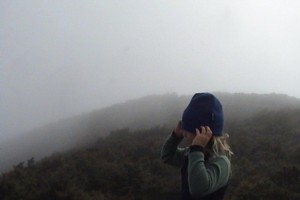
[160,132,185,167]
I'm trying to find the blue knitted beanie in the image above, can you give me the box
[182,93,224,136]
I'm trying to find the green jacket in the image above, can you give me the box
[161,133,231,198]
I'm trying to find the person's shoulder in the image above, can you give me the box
[209,154,231,166]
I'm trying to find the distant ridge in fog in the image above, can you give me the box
[1,92,300,172]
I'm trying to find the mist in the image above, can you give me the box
[1,0,300,141]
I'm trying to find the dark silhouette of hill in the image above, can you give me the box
[0,109,300,200]
[0,92,299,172]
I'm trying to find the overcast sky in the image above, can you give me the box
[1,0,300,140]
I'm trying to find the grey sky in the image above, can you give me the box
[1,0,300,140]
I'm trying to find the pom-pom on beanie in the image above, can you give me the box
[182,93,224,136]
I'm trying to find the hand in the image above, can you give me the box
[174,120,184,138]
[192,126,213,147]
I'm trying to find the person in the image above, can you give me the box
[161,93,233,200]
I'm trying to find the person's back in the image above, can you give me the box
[161,93,233,200]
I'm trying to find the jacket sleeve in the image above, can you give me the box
[160,132,186,168]
[187,146,231,197]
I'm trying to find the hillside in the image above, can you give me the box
[1,92,300,172]
[0,109,300,200]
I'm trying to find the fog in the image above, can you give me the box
[1,0,300,141]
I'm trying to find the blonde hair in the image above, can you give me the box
[208,133,234,159]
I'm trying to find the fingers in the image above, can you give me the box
[178,120,182,128]
[193,126,213,147]
[175,120,181,130]
[201,126,206,134]
[174,120,184,138]
[205,126,212,135]
[196,126,212,134]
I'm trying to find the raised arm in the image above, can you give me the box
[161,120,186,167]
